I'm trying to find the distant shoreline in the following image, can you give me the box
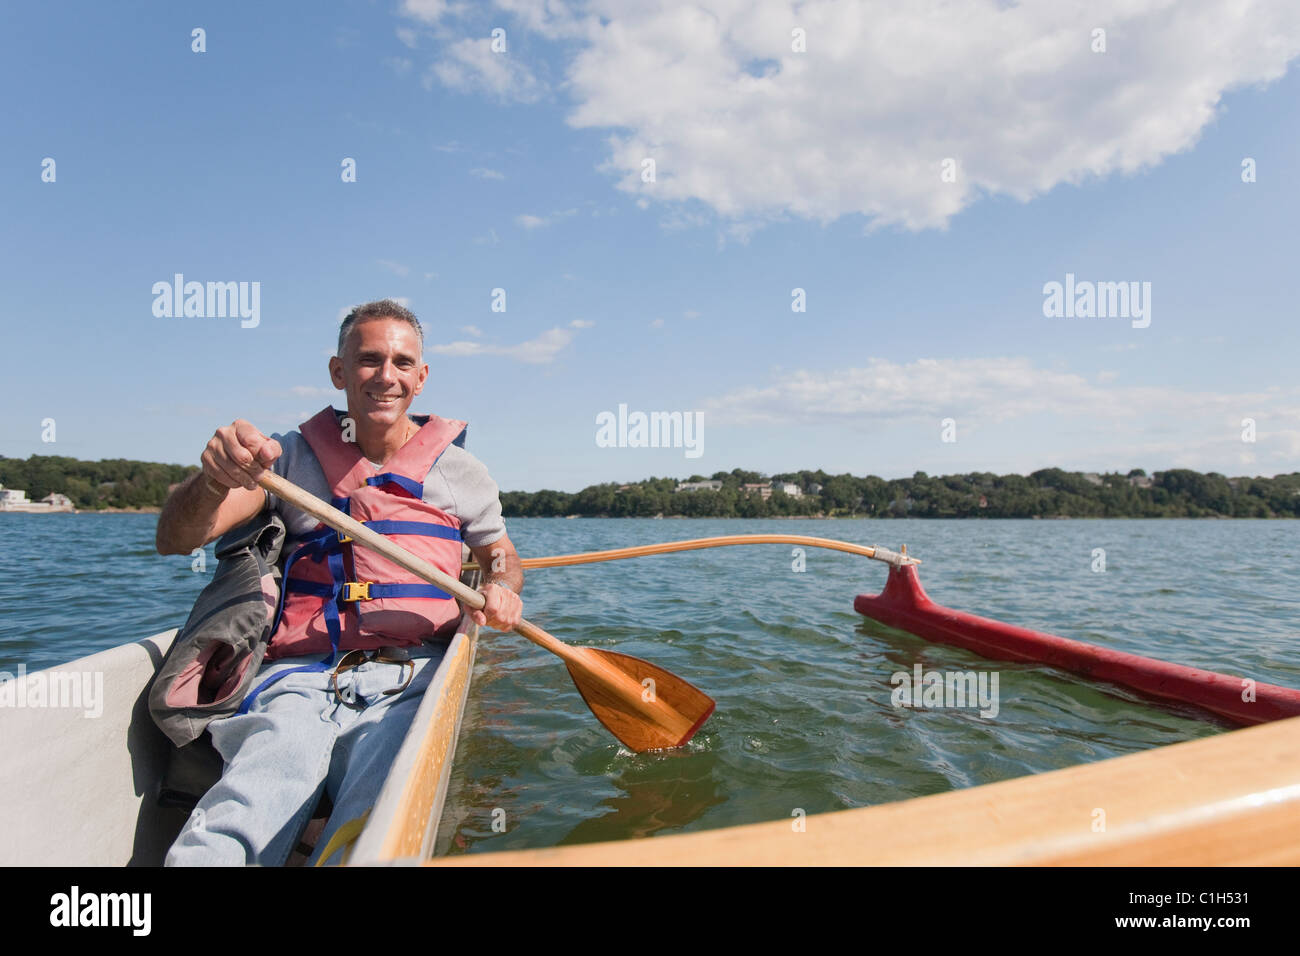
[0,506,163,515]
[4,511,1295,520]
[501,468,1300,520]
[5,455,1300,519]
[495,514,1297,520]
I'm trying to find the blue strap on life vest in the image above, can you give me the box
[282,579,451,599]
[366,473,424,499]
[361,520,460,540]
[364,583,454,599]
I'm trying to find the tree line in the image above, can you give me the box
[0,456,198,510]
[5,456,1299,517]
[501,468,1300,519]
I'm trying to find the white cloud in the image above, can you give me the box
[401,0,454,24]
[428,37,544,102]
[377,260,411,277]
[650,317,664,328]
[490,0,588,39]
[406,0,1300,232]
[699,356,1300,472]
[460,325,484,336]
[515,208,578,229]
[569,319,594,328]
[385,56,413,74]
[401,0,586,37]
[396,26,420,48]
[428,326,583,363]
[471,167,505,179]
[580,1,1300,230]
[289,385,337,398]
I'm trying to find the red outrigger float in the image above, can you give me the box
[855,555,1300,726]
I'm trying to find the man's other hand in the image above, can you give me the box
[473,582,523,631]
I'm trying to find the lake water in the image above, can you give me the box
[2,515,1297,856]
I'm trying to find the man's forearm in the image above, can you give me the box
[155,472,229,555]
[484,570,524,593]
[482,543,524,594]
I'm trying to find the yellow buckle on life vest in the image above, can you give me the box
[341,581,372,602]
[337,530,353,544]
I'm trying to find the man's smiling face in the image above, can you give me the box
[329,316,429,429]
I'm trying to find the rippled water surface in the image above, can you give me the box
[2,515,1297,856]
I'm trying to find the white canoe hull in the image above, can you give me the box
[0,603,480,866]
[0,632,187,866]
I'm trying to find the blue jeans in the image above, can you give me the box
[165,640,449,867]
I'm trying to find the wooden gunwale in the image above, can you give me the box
[424,711,1300,866]
[349,567,482,863]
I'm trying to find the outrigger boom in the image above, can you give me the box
[465,534,921,571]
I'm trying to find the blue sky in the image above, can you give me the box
[3,0,1299,492]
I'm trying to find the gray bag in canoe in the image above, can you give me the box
[149,511,287,807]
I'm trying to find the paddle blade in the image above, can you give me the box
[565,649,715,753]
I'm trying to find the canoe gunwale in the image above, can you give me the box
[348,567,482,864]
[423,710,1300,866]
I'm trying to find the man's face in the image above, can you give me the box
[329,317,429,428]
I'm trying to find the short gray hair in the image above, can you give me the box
[337,299,424,356]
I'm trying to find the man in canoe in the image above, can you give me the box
[155,298,523,866]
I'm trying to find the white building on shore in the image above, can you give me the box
[0,485,75,513]
[675,480,723,492]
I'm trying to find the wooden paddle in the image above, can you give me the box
[256,470,715,752]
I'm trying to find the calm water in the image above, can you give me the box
[2,515,1297,855]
